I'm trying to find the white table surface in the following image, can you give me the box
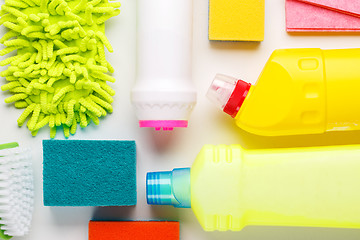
[2,0,360,239]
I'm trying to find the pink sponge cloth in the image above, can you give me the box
[286,0,360,32]
[89,221,180,240]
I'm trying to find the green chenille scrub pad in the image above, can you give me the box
[0,0,120,138]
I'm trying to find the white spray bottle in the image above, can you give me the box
[132,0,197,131]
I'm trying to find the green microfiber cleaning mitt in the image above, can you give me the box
[0,0,120,138]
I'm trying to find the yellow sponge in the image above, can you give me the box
[209,0,265,41]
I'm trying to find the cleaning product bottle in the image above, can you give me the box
[147,144,360,231]
[207,48,360,136]
[132,0,197,131]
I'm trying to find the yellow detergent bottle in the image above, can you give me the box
[147,144,360,231]
[207,48,360,136]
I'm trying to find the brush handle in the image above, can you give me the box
[0,142,18,151]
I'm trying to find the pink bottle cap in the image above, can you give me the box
[139,120,188,131]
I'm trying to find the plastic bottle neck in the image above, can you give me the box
[207,74,251,118]
[146,168,191,208]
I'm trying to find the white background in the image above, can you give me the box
[2,0,360,239]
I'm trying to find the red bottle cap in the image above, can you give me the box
[223,80,251,118]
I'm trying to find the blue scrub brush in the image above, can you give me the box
[0,142,34,239]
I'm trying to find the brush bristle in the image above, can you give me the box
[0,147,34,237]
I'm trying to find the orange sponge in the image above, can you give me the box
[89,221,180,240]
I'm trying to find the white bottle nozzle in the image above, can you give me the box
[207,74,252,118]
[207,74,238,110]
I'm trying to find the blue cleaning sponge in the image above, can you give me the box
[43,140,136,206]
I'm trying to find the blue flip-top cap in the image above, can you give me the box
[146,168,191,208]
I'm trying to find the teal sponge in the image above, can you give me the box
[43,140,136,206]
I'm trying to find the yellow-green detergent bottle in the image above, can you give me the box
[147,144,360,231]
[207,48,360,136]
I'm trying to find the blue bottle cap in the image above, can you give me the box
[146,168,191,208]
